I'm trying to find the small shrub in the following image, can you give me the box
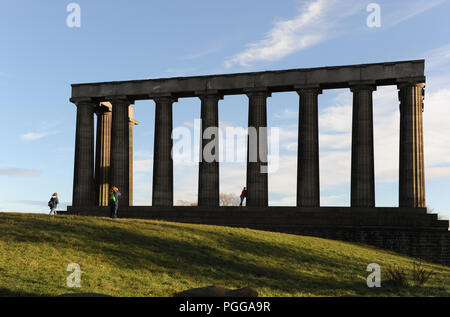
[385,261,435,288]
[385,265,409,288]
[412,261,434,287]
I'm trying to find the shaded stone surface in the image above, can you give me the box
[174,285,258,297]
[246,90,270,207]
[297,88,321,207]
[95,102,112,206]
[72,100,95,207]
[71,60,425,99]
[398,82,426,208]
[350,84,376,207]
[152,97,176,206]
[198,94,221,206]
[128,106,138,206]
[110,99,132,206]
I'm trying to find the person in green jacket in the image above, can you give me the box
[109,186,121,219]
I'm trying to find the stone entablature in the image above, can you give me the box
[71,60,425,100]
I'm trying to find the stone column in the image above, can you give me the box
[350,84,376,207]
[110,98,134,207]
[296,87,321,207]
[94,102,112,206]
[198,92,222,206]
[128,106,138,206]
[72,98,96,207]
[398,81,426,208]
[152,96,177,206]
[246,89,271,207]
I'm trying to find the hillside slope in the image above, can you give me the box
[0,213,448,297]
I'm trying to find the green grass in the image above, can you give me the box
[0,212,448,297]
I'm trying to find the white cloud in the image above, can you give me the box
[382,0,446,29]
[424,43,450,70]
[423,88,450,168]
[20,131,61,141]
[134,159,153,172]
[0,168,41,176]
[321,194,346,205]
[274,108,298,120]
[270,195,296,206]
[178,42,226,61]
[224,0,444,68]
[224,0,365,68]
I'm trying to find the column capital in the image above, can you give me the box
[70,97,98,107]
[397,81,425,90]
[195,90,224,100]
[95,102,112,115]
[296,86,323,95]
[105,96,135,105]
[396,76,426,88]
[152,95,178,103]
[349,81,377,92]
[244,88,271,98]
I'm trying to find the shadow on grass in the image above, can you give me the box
[0,288,39,297]
[0,214,445,296]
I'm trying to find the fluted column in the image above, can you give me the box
[350,84,376,207]
[198,92,222,206]
[110,98,134,206]
[246,89,271,207]
[72,98,96,207]
[128,106,138,206]
[152,96,177,206]
[94,102,112,206]
[297,87,321,207]
[398,81,426,208]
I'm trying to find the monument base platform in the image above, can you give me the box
[64,206,450,266]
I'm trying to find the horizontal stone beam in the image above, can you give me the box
[71,60,425,101]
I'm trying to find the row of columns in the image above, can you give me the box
[72,99,137,207]
[72,81,425,208]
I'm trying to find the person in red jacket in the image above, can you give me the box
[239,187,247,207]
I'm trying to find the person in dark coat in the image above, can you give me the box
[109,186,121,219]
[48,193,59,215]
[239,187,247,207]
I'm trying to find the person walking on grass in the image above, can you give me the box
[239,187,247,207]
[48,193,59,215]
[109,186,121,219]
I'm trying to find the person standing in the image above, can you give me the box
[48,193,59,215]
[239,187,247,207]
[109,186,121,219]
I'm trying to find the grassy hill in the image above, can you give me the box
[0,212,448,297]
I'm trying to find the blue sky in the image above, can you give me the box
[1,0,450,219]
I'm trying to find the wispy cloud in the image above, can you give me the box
[179,45,225,61]
[382,0,446,28]
[20,130,61,141]
[224,0,445,68]
[274,108,298,120]
[224,0,364,68]
[424,43,450,71]
[0,168,41,176]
